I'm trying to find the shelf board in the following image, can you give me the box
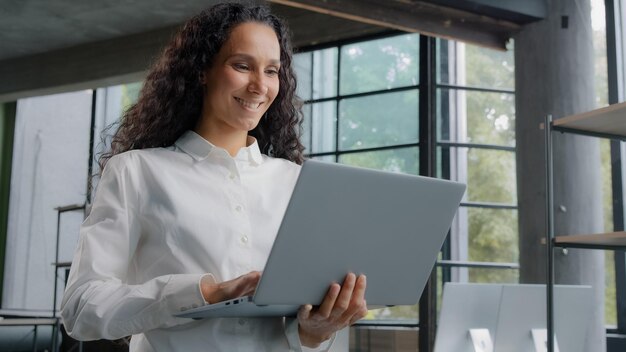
[553,231,626,250]
[552,101,626,138]
[0,318,57,326]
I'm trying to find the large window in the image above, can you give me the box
[2,91,93,314]
[0,83,141,316]
[294,32,517,350]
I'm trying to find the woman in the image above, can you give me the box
[60,2,367,351]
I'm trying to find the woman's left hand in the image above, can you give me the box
[297,273,368,348]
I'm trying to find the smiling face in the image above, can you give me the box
[199,22,281,138]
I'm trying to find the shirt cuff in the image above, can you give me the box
[164,273,209,313]
[284,317,337,352]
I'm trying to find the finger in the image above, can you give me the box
[316,283,341,318]
[244,271,262,283]
[352,275,366,301]
[222,272,261,300]
[344,275,367,317]
[338,275,367,325]
[332,273,357,316]
[298,304,313,321]
[243,271,262,287]
[238,271,261,296]
[348,300,368,325]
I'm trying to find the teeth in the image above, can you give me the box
[235,97,262,109]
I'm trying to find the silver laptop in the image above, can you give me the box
[175,159,466,319]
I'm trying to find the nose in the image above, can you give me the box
[247,72,269,95]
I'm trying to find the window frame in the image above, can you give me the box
[604,0,626,336]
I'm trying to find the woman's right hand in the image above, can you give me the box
[200,271,261,303]
[297,273,368,347]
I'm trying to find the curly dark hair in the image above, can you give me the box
[99,2,304,172]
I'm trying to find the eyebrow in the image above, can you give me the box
[229,53,281,66]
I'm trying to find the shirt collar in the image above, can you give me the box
[175,130,264,166]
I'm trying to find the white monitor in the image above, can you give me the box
[494,284,592,352]
[434,283,593,352]
[434,283,501,352]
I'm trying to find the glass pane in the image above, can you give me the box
[606,251,616,326]
[311,155,335,162]
[366,304,418,320]
[438,89,515,147]
[591,0,608,108]
[441,206,518,286]
[303,101,337,154]
[294,48,338,100]
[467,268,519,284]
[598,138,617,326]
[294,52,313,101]
[467,207,518,265]
[121,82,142,110]
[438,147,517,204]
[301,103,312,152]
[437,39,514,90]
[339,90,418,150]
[340,34,419,95]
[338,147,418,175]
[313,48,338,99]
[92,82,142,190]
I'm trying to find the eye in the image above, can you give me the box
[265,67,280,76]
[233,63,250,71]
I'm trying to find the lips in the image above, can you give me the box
[234,97,263,110]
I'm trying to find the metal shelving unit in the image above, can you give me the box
[52,203,85,352]
[544,101,626,352]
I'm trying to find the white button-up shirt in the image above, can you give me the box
[61,131,331,351]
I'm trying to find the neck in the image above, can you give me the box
[194,121,248,157]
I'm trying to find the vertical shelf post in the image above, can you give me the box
[51,204,85,352]
[544,114,555,352]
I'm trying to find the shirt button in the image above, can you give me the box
[229,173,236,180]
[240,235,249,244]
[235,205,243,212]
[238,318,246,326]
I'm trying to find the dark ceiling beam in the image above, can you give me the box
[271,3,387,47]
[0,26,177,103]
[428,0,546,24]
[268,0,520,50]
[0,8,385,103]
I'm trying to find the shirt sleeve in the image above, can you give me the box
[284,318,338,352]
[60,154,207,340]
